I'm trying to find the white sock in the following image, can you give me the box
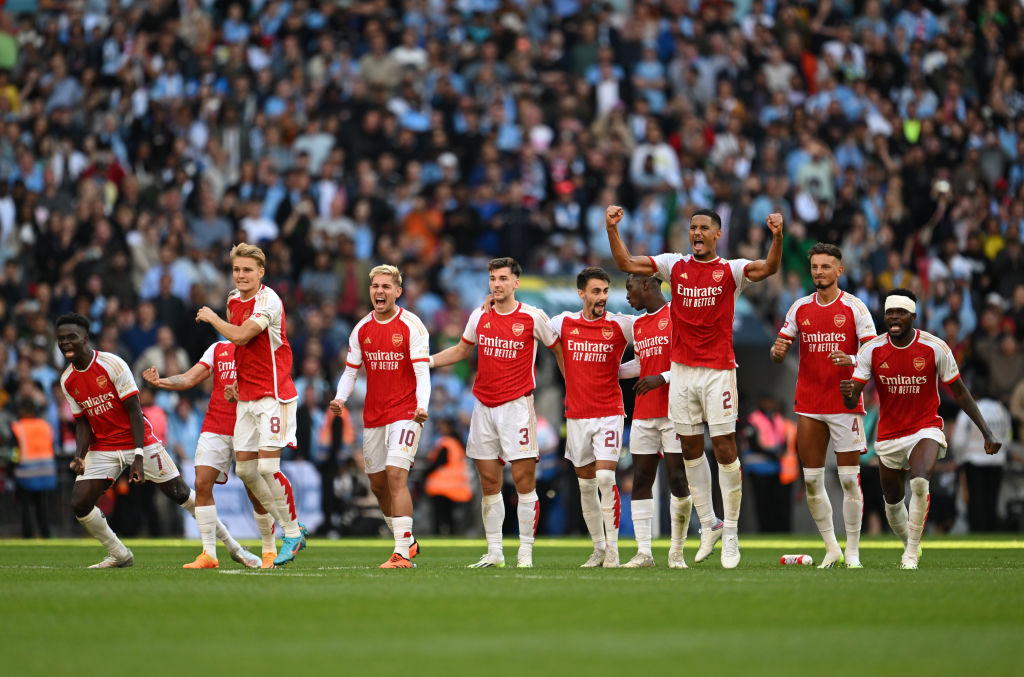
[578,477,605,550]
[77,506,128,557]
[804,467,840,553]
[195,505,219,559]
[258,457,301,538]
[684,455,717,530]
[885,499,910,547]
[596,469,620,551]
[181,490,240,554]
[182,490,196,512]
[392,515,413,559]
[517,491,538,560]
[907,477,930,559]
[384,515,394,533]
[838,466,863,561]
[719,460,742,537]
[254,510,276,555]
[670,494,692,550]
[631,498,653,556]
[237,459,289,537]
[481,493,504,559]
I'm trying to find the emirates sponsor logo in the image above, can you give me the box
[658,318,669,331]
[602,327,614,340]
[712,270,725,283]
[95,376,108,389]
[834,314,846,328]
[511,322,524,336]
[913,357,926,371]
[392,334,403,347]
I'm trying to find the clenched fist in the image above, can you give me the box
[767,213,784,235]
[606,205,624,228]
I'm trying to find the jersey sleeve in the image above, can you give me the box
[345,324,364,368]
[197,342,219,369]
[529,307,560,347]
[649,253,683,281]
[249,289,282,331]
[852,297,877,342]
[107,355,141,399]
[60,378,83,416]
[548,312,567,337]
[461,308,483,345]
[851,342,875,382]
[934,339,961,384]
[730,258,755,292]
[614,313,635,344]
[406,313,430,363]
[779,300,800,339]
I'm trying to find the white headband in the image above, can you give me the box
[885,295,917,314]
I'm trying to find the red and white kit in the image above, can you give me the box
[627,303,675,455]
[461,303,559,462]
[549,310,633,466]
[227,284,298,450]
[649,253,755,435]
[60,351,178,483]
[852,330,960,469]
[195,340,239,483]
[780,291,876,452]
[344,307,430,472]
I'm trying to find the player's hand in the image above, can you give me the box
[142,366,161,386]
[329,398,345,415]
[984,435,1002,456]
[828,351,854,367]
[129,456,144,484]
[606,204,624,228]
[771,337,792,361]
[839,379,856,399]
[413,408,428,424]
[634,374,666,395]
[766,213,783,236]
[69,457,85,475]
[224,382,238,402]
[195,306,217,325]
[479,294,496,313]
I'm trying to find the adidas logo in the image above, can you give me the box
[681,273,688,279]
[880,362,889,369]
[483,323,491,329]
[364,337,372,344]
[801,319,811,326]
[570,328,580,335]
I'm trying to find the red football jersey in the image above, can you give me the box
[780,291,876,415]
[632,303,672,420]
[649,253,753,370]
[852,330,960,440]
[227,284,297,403]
[549,311,633,419]
[346,307,430,428]
[60,351,160,451]
[462,302,560,408]
[197,340,237,436]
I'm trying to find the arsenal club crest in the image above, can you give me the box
[712,269,725,283]
[96,375,108,389]
[913,357,926,371]
[392,334,404,347]
[511,322,525,336]
[658,318,669,331]
[601,327,614,340]
[834,314,846,328]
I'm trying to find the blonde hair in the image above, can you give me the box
[369,264,402,286]
[229,242,267,268]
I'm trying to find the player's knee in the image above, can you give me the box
[194,475,215,498]
[596,468,616,489]
[668,467,688,496]
[235,459,260,485]
[909,476,929,497]
[633,465,656,491]
[257,456,281,477]
[163,478,192,505]
[70,493,94,518]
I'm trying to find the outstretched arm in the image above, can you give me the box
[744,213,784,282]
[430,340,475,369]
[950,379,1002,455]
[143,363,210,391]
[196,307,263,346]
[606,205,656,275]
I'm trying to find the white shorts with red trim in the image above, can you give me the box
[194,432,234,484]
[796,412,867,454]
[76,443,180,484]
[668,363,738,436]
[363,419,422,473]
[566,415,624,467]
[874,427,947,470]
[629,416,678,455]
[466,395,539,463]
[234,398,297,451]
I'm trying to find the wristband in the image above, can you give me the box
[428,356,435,368]
[134,447,144,459]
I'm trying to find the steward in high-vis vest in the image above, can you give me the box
[11,398,57,538]
[424,422,472,534]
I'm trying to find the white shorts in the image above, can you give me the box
[466,395,539,463]
[668,363,738,437]
[630,416,679,455]
[194,432,233,484]
[235,398,297,451]
[566,415,624,467]
[874,428,947,470]
[797,412,867,454]
[363,419,422,474]
[76,443,180,484]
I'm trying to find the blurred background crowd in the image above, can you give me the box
[1,0,1023,539]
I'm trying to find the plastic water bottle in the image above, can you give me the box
[780,554,814,565]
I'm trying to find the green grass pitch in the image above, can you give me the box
[2,536,1021,676]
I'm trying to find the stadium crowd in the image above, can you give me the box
[1,0,1023,536]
